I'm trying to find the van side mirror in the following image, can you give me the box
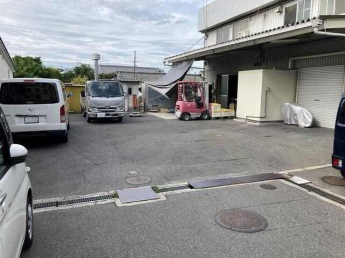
[80,91,86,98]
[128,88,132,95]
[10,144,28,165]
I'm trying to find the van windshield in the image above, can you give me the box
[0,82,59,105]
[87,81,124,98]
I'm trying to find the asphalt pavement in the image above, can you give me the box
[21,180,345,258]
[21,114,334,200]
[19,114,345,258]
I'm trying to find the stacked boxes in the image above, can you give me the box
[220,109,230,117]
[209,103,221,118]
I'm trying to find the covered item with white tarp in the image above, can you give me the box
[146,61,193,99]
[282,103,314,128]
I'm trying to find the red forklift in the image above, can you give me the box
[175,81,210,121]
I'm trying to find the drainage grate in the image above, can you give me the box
[153,184,191,193]
[34,194,114,210]
[215,209,268,233]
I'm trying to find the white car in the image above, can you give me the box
[0,78,71,143]
[0,107,33,258]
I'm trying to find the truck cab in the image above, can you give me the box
[81,80,126,123]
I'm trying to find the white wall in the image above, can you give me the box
[237,70,264,119]
[237,70,297,121]
[0,54,13,79]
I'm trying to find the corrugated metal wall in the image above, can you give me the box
[208,37,345,73]
[266,37,345,69]
[199,0,285,31]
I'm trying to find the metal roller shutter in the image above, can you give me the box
[297,65,344,129]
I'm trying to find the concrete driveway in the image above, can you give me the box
[19,114,345,258]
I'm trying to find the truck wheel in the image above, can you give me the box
[182,113,191,121]
[341,170,345,178]
[201,112,210,120]
[86,114,92,123]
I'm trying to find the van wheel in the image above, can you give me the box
[23,196,33,250]
[60,130,68,143]
[341,170,345,178]
[182,113,191,121]
[118,117,123,122]
[67,122,70,130]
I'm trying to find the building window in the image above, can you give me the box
[297,0,311,21]
[284,3,297,25]
[233,19,249,39]
[217,25,230,44]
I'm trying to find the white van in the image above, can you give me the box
[0,79,71,143]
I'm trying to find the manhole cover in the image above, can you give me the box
[126,176,152,185]
[321,176,345,186]
[215,209,268,233]
[260,184,277,190]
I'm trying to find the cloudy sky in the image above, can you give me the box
[0,0,210,70]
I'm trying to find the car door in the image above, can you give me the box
[0,109,27,258]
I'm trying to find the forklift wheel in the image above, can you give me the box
[182,113,191,121]
[201,112,210,120]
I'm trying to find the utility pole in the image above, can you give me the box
[134,51,137,80]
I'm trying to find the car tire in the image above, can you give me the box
[118,117,123,122]
[201,112,210,120]
[67,121,70,130]
[182,113,191,121]
[23,196,34,250]
[60,130,68,143]
[341,170,345,178]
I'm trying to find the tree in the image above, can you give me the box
[13,56,45,78]
[71,76,88,85]
[74,64,94,80]
[99,73,117,80]
[61,70,76,83]
[42,67,62,80]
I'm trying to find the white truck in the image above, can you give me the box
[81,80,126,123]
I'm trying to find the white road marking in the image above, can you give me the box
[278,164,332,174]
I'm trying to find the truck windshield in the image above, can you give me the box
[87,81,124,98]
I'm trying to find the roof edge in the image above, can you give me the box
[0,37,16,73]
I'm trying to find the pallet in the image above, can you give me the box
[211,116,234,120]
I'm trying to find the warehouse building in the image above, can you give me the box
[0,37,15,79]
[165,0,345,128]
